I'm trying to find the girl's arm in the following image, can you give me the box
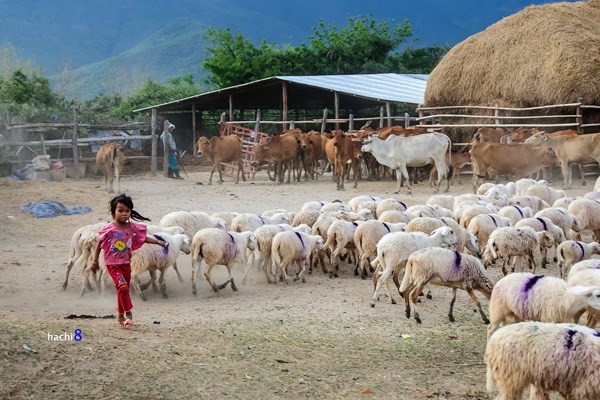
[145,236,168,248]
[91,241,102,273]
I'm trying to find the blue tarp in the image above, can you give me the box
[21,200,92,218]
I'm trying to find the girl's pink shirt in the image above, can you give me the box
[98,221,147,265]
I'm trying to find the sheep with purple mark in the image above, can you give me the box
[406,216,480,256]
[466,213,512,253]
[160,210,226,241]
[324,219,364,278]
[400,247,495,324]
[190,228,256,295]
[567,198,600,241]
[487,272,600,338]
[377,209,412,224]
[568,259,600,327]
[535,206,581,240]
[376,197,409,216]
[514,216,565,267]
[353,220,406,279]
[557,240,600,278]
[485,321,600,400]
[497,204,533,226]
[230,212,290,232]
[271,231,324,284]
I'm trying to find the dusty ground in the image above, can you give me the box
[0,163,592,400]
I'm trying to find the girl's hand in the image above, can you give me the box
[91,261,99,273]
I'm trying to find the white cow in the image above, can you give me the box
[361,133,451,194]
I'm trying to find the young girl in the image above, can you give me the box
[91,193,168,329]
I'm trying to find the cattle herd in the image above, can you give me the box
[83,125,600,399]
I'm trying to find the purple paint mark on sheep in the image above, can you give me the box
[518,275,544,316]
[523,275,544,293]
[382,222,390,233]
[513,205,524,218]
[593,330,600,337]
[453,251,461,274]
[489,215,498,227]
[294,231,304,250]
[536,217,547,231]
[576,241,586,262]
[564,329,577,350]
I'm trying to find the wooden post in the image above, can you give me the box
[192,103,197,155]
[379,106,384,128]
[577,97,584,134]
[228,95,233,122]
[349,114,354,131]
[290,121,295,129]
[494,105,500,127]
[162,119,170,177]
[255,109,261,132]
[334,92,340,130]
[71,103,80,180]
[282,82,288,131]
[151,108,157,176]
[386,102,392,127]
[321,108,328,134]
[418,104,424,126]
[404,112,410,128]
[40,132,47,156]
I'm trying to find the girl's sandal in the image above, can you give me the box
[123,319,135,329]
[117,315,126,326]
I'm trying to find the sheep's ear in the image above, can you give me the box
[567,286,593,296]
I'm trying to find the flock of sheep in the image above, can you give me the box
[61,176,600,399]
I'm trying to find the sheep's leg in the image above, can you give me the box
[541,246,548,269]
[466,289,489,324]
[330,244,342,278]
[62,256,76,291]
[448,287,458,322]
[158,269,168,299]
[172,262,184,283]
[403,282,416,318]
[411,284,426,323]
[140,270,157,292]
[204,264,220,292]
[133,276,147,301]
[371,263,395,307]
[294,259,307,283]
[191,254,203,296]
[242,251,257,285]
[501,257,509,276]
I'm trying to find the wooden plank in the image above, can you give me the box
[151,108,157,176]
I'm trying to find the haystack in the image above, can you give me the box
[425,0,600,108]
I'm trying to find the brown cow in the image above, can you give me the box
[297,130,322,180]
[473,127,506,142]
[470,136,558,192]
[251,131,300,184]
[525,131,600,188]
[196,135,246,185]
[429,150,471,186]
[499,127,542,144]
[332,130,363,190]
[96,143,125,193]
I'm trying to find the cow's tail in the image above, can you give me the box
[446,135,452,175]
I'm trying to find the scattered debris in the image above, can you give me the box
[64,314,114,319]
[22,344,37,353]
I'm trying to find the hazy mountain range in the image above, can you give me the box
[0,0,577,99]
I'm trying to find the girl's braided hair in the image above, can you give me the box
[109,193,151,222]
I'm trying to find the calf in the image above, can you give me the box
[96,143,125,193]
[332,130,363,190]
[197,134,246,184]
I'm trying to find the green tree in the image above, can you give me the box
[395,45,450,73]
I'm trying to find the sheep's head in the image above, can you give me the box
[180,235,192,255]
[246,233,257,252]
[467,233,481,257]
[568,286,600,310]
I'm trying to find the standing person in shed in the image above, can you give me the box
[160,120,184,179]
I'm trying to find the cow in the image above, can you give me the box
[499,127,542,144]
[297,130,323,181]
[96,143,125,193]
[251,130,300,184]
[196,134,246,185]
[332,130,363,190]
[428,150,471,186]
[524,131,600,188]
[469,135,558,192]
[360,133,451,194]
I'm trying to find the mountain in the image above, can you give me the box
[0,0,577,99]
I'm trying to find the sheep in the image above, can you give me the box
[454,186,508,209]
[324,219,364,277]
[159,210,226,241]
[320,202,348,213]
[476,182,516,197]
[525,183,567,205]
[556,240,600,278]
[535,207,581,240]
[482,227,553,275]
[405,204,453,219]
[130,232,191,300]
[487,272,600,338]
[485,321,600,400]
[406,217,480,256]
[514,178,546,196]
[466,213,512,253]
[290,209,321,228]
[375,197,408,216]
[454,203,498,229]
[146,224,186,282]
[211,211,239,230]
[568,198,600,240]
[377,209,412,224]
[300,200,331,212]
[567,259,600,327]
[353,220,406,279]
[347,195,381,212]
[552,196,576,209]
[497,204,533,226]
[230,212,290,232]
[514,216,566,268]
[508,195,549,213]
[583,191,600,201]
[190,229,256,295]
[370,226,458,307]
[425,194,454,212]
[400,248,495,324]
[595,176,600,192]
[271,231,324,284]
[62,222,104,292]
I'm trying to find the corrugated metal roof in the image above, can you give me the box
[134,73,428,113]
[275,73,428,105]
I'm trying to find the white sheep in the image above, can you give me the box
[190,229,256,295]
[487,272,600,337]
[291,209,321,228]
[271,231,324,284]
[583,191,600,201]
[230,212,290,232]
[377,209,412,224]
[514,216,566,267]
[320,202,348,213]
[375,197,409,216]
[552,196,576,209]
[476,182,516,197]
[337,208,375,222]
[62,222,104,292]
[508,195,549,214]
[567,259,600,327]
[514,178,546,196]
[485,321,600,400]
[497,204,533,226]
[400,247,495,324]
[454,186,507,209]
[568,198,600,240]
[595,176,600,192]
[535,207,581,240]
[370,226,458,307]
[556,240,600,278]
[425,194,454,212]
[324,219,363,277]
[347,195,381,212]
[354,220,406,279]
[466,213,512,253]
[482,226,553,275]
[211,211,239,230]
[525,183,567,205]
[160,210,226,241]
[406,216,480,256]
[454,203,498,229]
[130,232,191,300]
[405,204,453,219]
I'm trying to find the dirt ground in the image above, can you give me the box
[0,162,592,400]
